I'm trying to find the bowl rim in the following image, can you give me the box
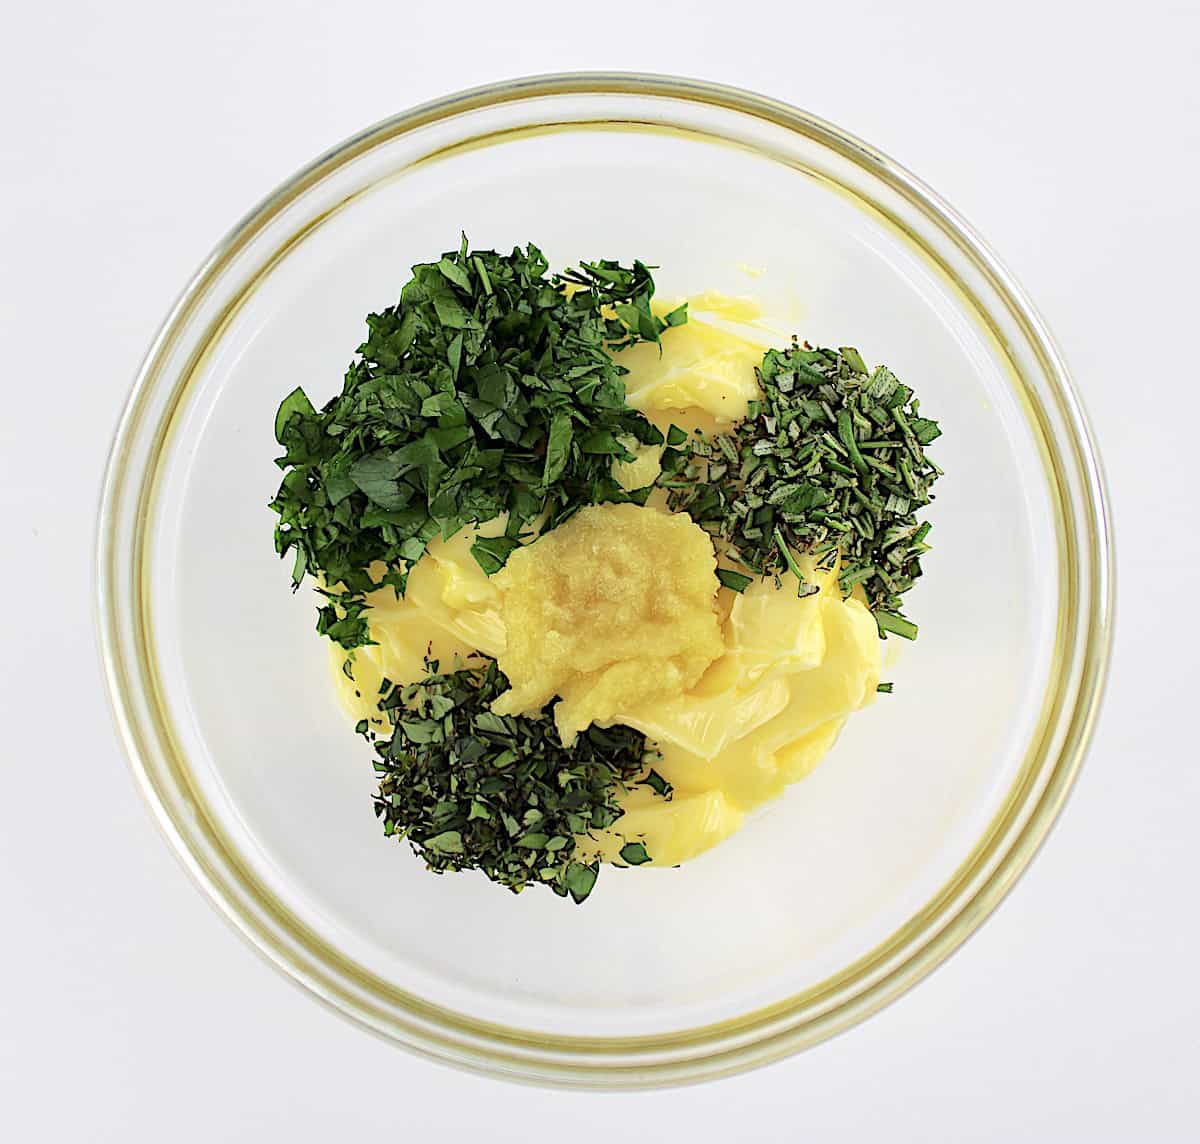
[96,71,1114,1088]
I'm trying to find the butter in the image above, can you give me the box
[617,306,768,436]
[491,503,724,746]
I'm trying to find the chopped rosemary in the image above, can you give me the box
[662,340,941,637]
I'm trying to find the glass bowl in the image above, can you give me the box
[97,74,1112,1087]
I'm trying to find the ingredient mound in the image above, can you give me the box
[491,502,724,744]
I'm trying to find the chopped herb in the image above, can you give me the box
[875,610,919,641]
[716,568,754,593]
[370,656,664,902]
[663,341,942,637]
[270,239,685,649]
[642,768,674,798]
[618,841,651,866]
[563,863,597,902]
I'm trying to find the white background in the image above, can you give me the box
[3,1,1197,1139]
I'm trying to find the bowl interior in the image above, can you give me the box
[145,122,1058,1038]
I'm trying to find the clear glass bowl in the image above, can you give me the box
[97,74,1113,1087]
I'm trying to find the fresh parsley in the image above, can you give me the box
[270,238,686,649]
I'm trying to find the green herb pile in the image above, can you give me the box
[367,657,659,902]
[270,238,684,650]
[660,341,942,639]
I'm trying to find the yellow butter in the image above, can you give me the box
[490,503,724,745]
[586,786,743,868]
[616,309,767,436]
[611,438,663,491]
[404,522,506,658]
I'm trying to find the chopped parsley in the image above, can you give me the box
[270,238,685,649]
[662,340,942,637]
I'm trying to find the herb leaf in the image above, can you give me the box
[469,534,520,576]
[716,568,753,593]
[642,769,674,798]
[618,841,651,866]
[274,387,316,444]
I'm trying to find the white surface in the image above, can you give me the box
[1,0,1196,1138]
